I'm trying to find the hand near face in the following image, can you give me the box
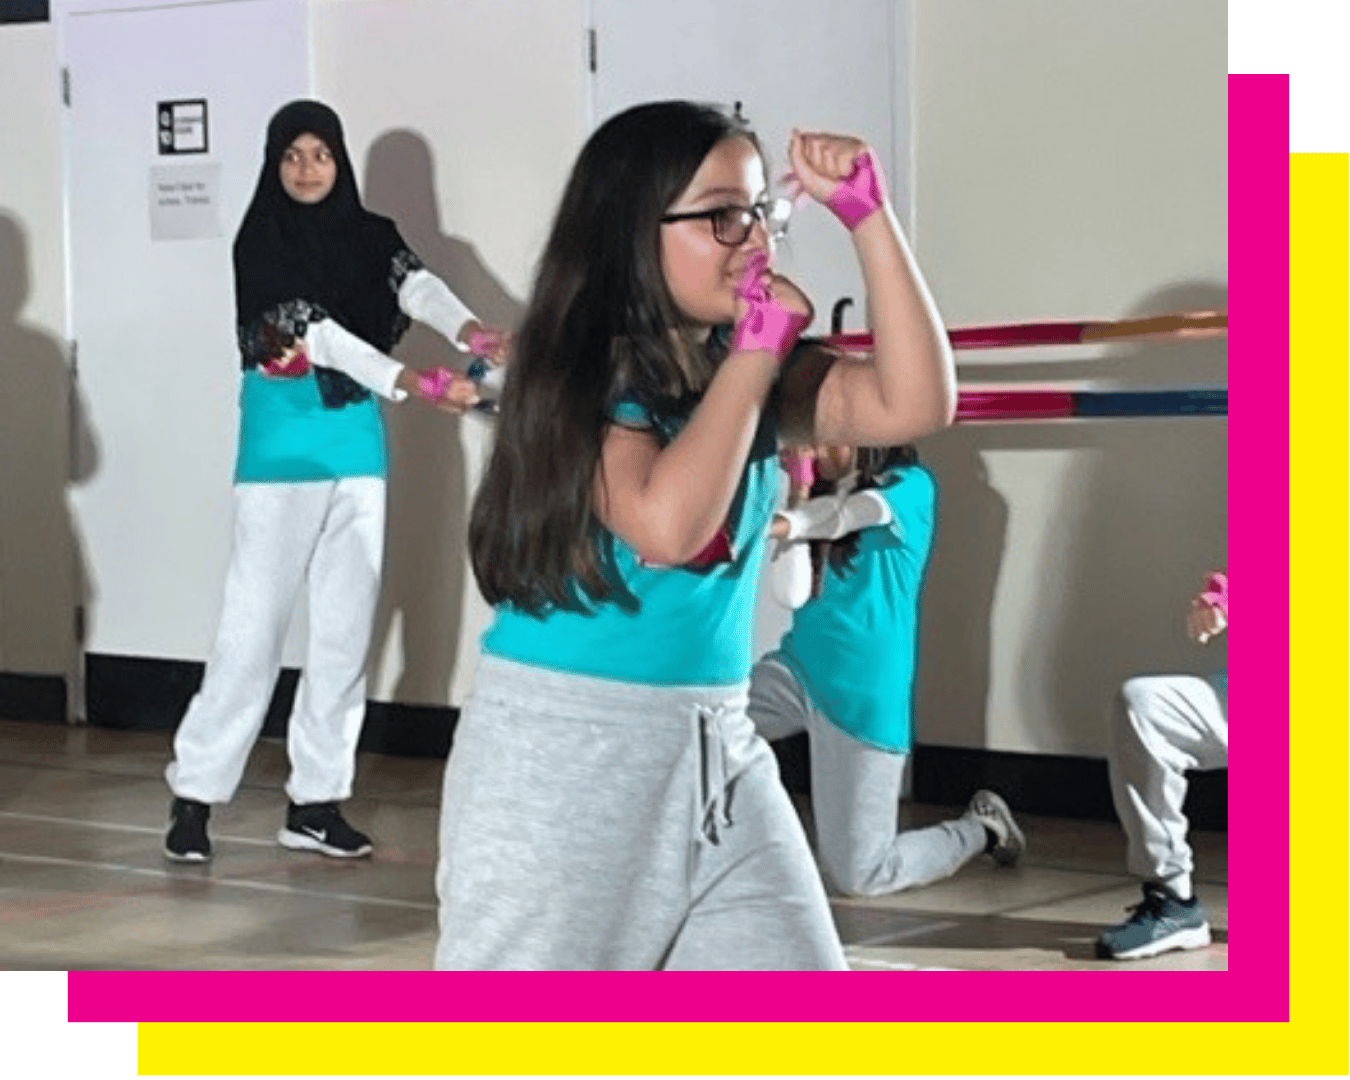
[733,254,813,326]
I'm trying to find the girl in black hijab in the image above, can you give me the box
[163,100,506,864]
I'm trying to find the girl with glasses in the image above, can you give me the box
[163,100,506,865]
[436,99,954,970]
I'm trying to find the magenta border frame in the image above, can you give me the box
[66,74,1288,1026]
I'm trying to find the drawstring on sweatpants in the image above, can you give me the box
[698,706,734,844]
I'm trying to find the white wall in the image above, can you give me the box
[0,20,80,688]
[908,0,1228,756]
[311,0,589,705]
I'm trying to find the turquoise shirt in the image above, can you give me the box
[482,404,780,687]
[234,369,387,483]
[772,464,937,752]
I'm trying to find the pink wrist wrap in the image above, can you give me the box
[786,453,815,488]
[466,327,503,359]
[416,366,460,403]
[825,149,887,231]
[261,350,311,377]
[1200,571,1228,618]
[731,251,810,359]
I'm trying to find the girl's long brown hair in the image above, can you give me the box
[469,101,757,615]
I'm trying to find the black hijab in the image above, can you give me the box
[233,100,415,407]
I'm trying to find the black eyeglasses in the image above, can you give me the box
[660,197,792,247]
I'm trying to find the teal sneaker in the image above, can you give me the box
[1096,882,1211,960]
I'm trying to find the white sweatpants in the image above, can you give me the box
[1108,674,1229,898]
[166,478,385,806]
[747,658,984,897]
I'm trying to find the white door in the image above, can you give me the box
[590,0,910,657]
[60,0,308,661]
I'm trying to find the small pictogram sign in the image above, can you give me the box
[157,99,208,155]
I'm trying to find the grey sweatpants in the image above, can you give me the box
[748,658,984,897]
[166,478,384,806]
[1109,674,1229,899]
[434,655,848,971]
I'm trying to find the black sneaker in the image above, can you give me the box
[277,801,372,859]
[1095,882,1211,960]
[164,797,212,862]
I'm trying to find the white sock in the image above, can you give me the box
[1160,873,1194,901]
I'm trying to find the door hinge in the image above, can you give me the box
[61,66,71,107]
[587,27,597,73]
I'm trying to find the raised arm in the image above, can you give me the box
[780,134,955,447]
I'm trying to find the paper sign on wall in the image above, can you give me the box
[149,163,222,241]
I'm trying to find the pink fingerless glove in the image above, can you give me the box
[731,251,811,359]
[1200,571,1228,618]
[785,452,815,488]
[825,149,887,231]
[261,350,311,377]
[466,327,505,360]
[416,366,468,404]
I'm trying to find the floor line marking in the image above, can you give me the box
[0,850,437,912]
[0,809,275,847]
[845,919,963,948]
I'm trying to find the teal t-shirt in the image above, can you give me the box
[234,369,387,483]
[482,403,780,687]
[772,464,937,752]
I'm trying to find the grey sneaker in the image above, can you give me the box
[277,801,372,858]
[164,797,212,862]
[1096,882,1211,960]
[966,789,1025,867]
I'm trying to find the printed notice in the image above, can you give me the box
[149,163,222,241]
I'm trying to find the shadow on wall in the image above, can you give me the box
[912,425,1008,751]
[0,211,100,719]
[361,130,523,706]
[915,282,1228,754]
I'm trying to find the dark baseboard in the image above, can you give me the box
[359,699,456,758]
[905,741,1228,831]
[11,654,1227,829]
[81,654,454,757]
[0,672,66,724]
[0,2,50,26]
